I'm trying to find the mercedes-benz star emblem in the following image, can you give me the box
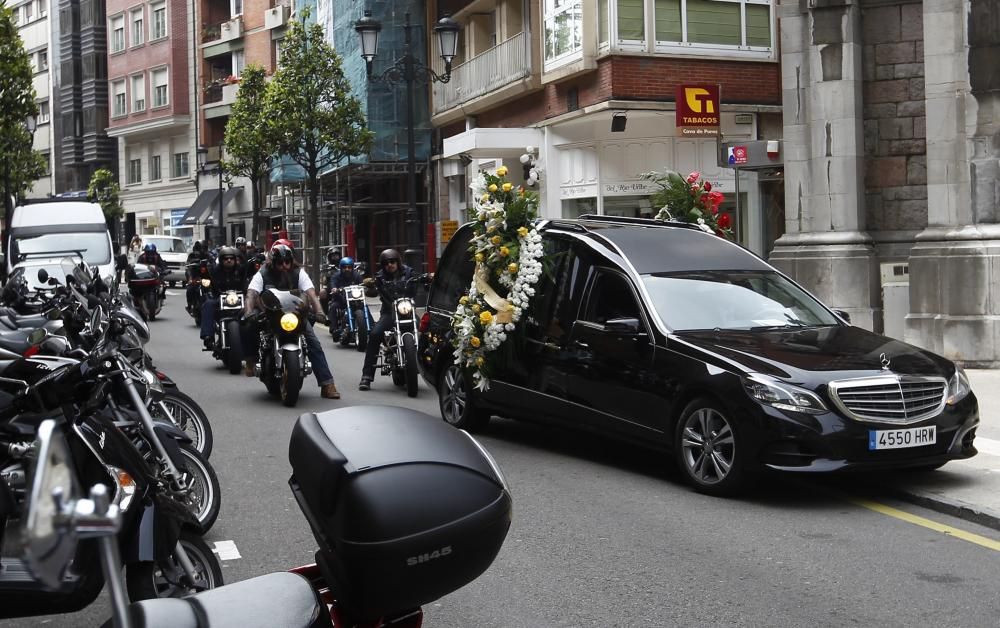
[880,352,891,370]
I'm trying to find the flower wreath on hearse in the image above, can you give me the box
[451,150,545,391]
[640,169,732,238]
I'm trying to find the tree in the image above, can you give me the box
[265,7,373,283]
[222,64,274,243]
[87,167,124,219]
[0,1,47,246]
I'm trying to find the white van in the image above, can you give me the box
[139,235,187,286]
[3,200,115,289]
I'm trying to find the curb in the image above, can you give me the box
[881,485,1000,532]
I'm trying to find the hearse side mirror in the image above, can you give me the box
[36,268,48,284]
[603,317,644,335]
[833,309,851,324]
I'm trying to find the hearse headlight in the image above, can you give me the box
[946,366,971,405]
[743,373,828,415]
[396,300,414,317]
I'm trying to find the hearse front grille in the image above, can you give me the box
[828,375,947,425]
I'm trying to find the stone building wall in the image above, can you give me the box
[861,1,927,233]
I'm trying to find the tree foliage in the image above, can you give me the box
[222,64,274,242]
[87,168,124,220]
[0,1,47,214]
[265,7,373,281]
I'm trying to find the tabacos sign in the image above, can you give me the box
[676,84,721,137]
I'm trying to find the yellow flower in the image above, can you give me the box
[488,184,498,192]
[517,226,529,238]
[508,263,519,273]
[502,182,513,192]
[459,296,468,305]
[480,193,490,203]
[479,311,493,325]
[475,253,484,262]
[472,304,481,313]
[496,165,509,177]
[475,356,485,367]
[491,235,502,245]
[470,336,481,348]
[499,246,510,256]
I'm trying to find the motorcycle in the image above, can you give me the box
[333,283,372,352]
[15,404,511,626]
[373,275,427,398]
[252,288,312,407]
[211,290,244,375]
[127,264,164,321]
[185,258,212,326]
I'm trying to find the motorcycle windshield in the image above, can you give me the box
[261,288,303,312]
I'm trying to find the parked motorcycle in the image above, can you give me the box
[211,290,244,374]
[251,288,312,407]
[373,275,427,398]
[15,404,511,626]
[127,264,164,321]
[334,283,372,352]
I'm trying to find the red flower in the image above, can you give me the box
[711,204,719,215]
[717,213,731,229]
[686,171,701,184]
[703,181,712,192]
[708,190,724,208]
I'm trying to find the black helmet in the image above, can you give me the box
[218,246,239,260]
[270,244,294,266]
[379,248,401,266]
[192,241,203,253]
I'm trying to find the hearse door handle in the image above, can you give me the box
[572,339,590,351]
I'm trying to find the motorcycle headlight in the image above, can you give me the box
[280,313,299,332]
[946,365,972,405]
[201,278,211,288]
[743,373,828,415]
[108,466,136,512]
[143,368,164,393]
[224,291,240,307]
[396,300,414,317]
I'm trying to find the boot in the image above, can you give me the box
[244,360,256,377]
[320,383,341,399]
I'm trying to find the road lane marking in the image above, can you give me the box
[976,436,1000,457]
[850,498,1000,552]
[212,540,242,560]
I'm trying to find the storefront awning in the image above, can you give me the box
[181,187,243,225]
[441,127,543,160]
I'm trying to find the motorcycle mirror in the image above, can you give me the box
[46,307,63,321]
[22,420,81,589]
[28,327,49,345]
[36,268,49,284]
[48,276,61,286]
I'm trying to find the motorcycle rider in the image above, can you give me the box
[200,246,247,349]
[242,242,341,399]
[358,249,431,391]
[136,243,168,297]
[327,256,364,342]
[186,241,211,315]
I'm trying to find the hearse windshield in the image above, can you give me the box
[642,270,840,331]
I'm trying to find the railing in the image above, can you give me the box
[432,30,531,114]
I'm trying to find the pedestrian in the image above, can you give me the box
[243,241,341,399]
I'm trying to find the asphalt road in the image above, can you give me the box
[3,295,999,627]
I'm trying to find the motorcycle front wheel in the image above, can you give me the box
[145,292,157,321]
[224,320,243,375]
[261,351,280,397]
[403,335,419,398]
[280,349,302,407]
[126,530,224,601]
[150,391,214,459]
[178,443,221,533]
[355,309,369,352]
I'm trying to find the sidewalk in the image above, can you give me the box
[871,369,1000,530]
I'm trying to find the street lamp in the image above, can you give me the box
[197,144,225,244]
[355,10,460,271]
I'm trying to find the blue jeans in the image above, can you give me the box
[200,297,218,338]
[303,321,334,386]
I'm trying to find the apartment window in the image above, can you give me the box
[131,8,144,46]
[37,0,47,18]
[543,0,583,67]
[128,158,142,184]
[132,74,145,111]
[151,67,168,107]
[231,0,242,17]
[37,50,47,71]
[39,151,50,175]
[112,79,127,116]
[37,100,49,124]
[172,152,189,178]
[653,0,772,50]
[232,49,245,77]
[618,0,644,41]
[110,14,125,52]
[150,155,161,181]
[20,2,32,23]
[150,2,166,39]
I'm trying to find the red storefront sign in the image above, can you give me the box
[675,84,721,137]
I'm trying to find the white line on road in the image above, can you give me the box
[212,540,242,560]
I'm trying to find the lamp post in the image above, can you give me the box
[196,144,225,244]
[355,10,459,271]
[2,114,39,258]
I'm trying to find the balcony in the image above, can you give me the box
[264,5,289,29]
[202,16,243,58]
[432,31,533,118]
[202,80,239,119]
